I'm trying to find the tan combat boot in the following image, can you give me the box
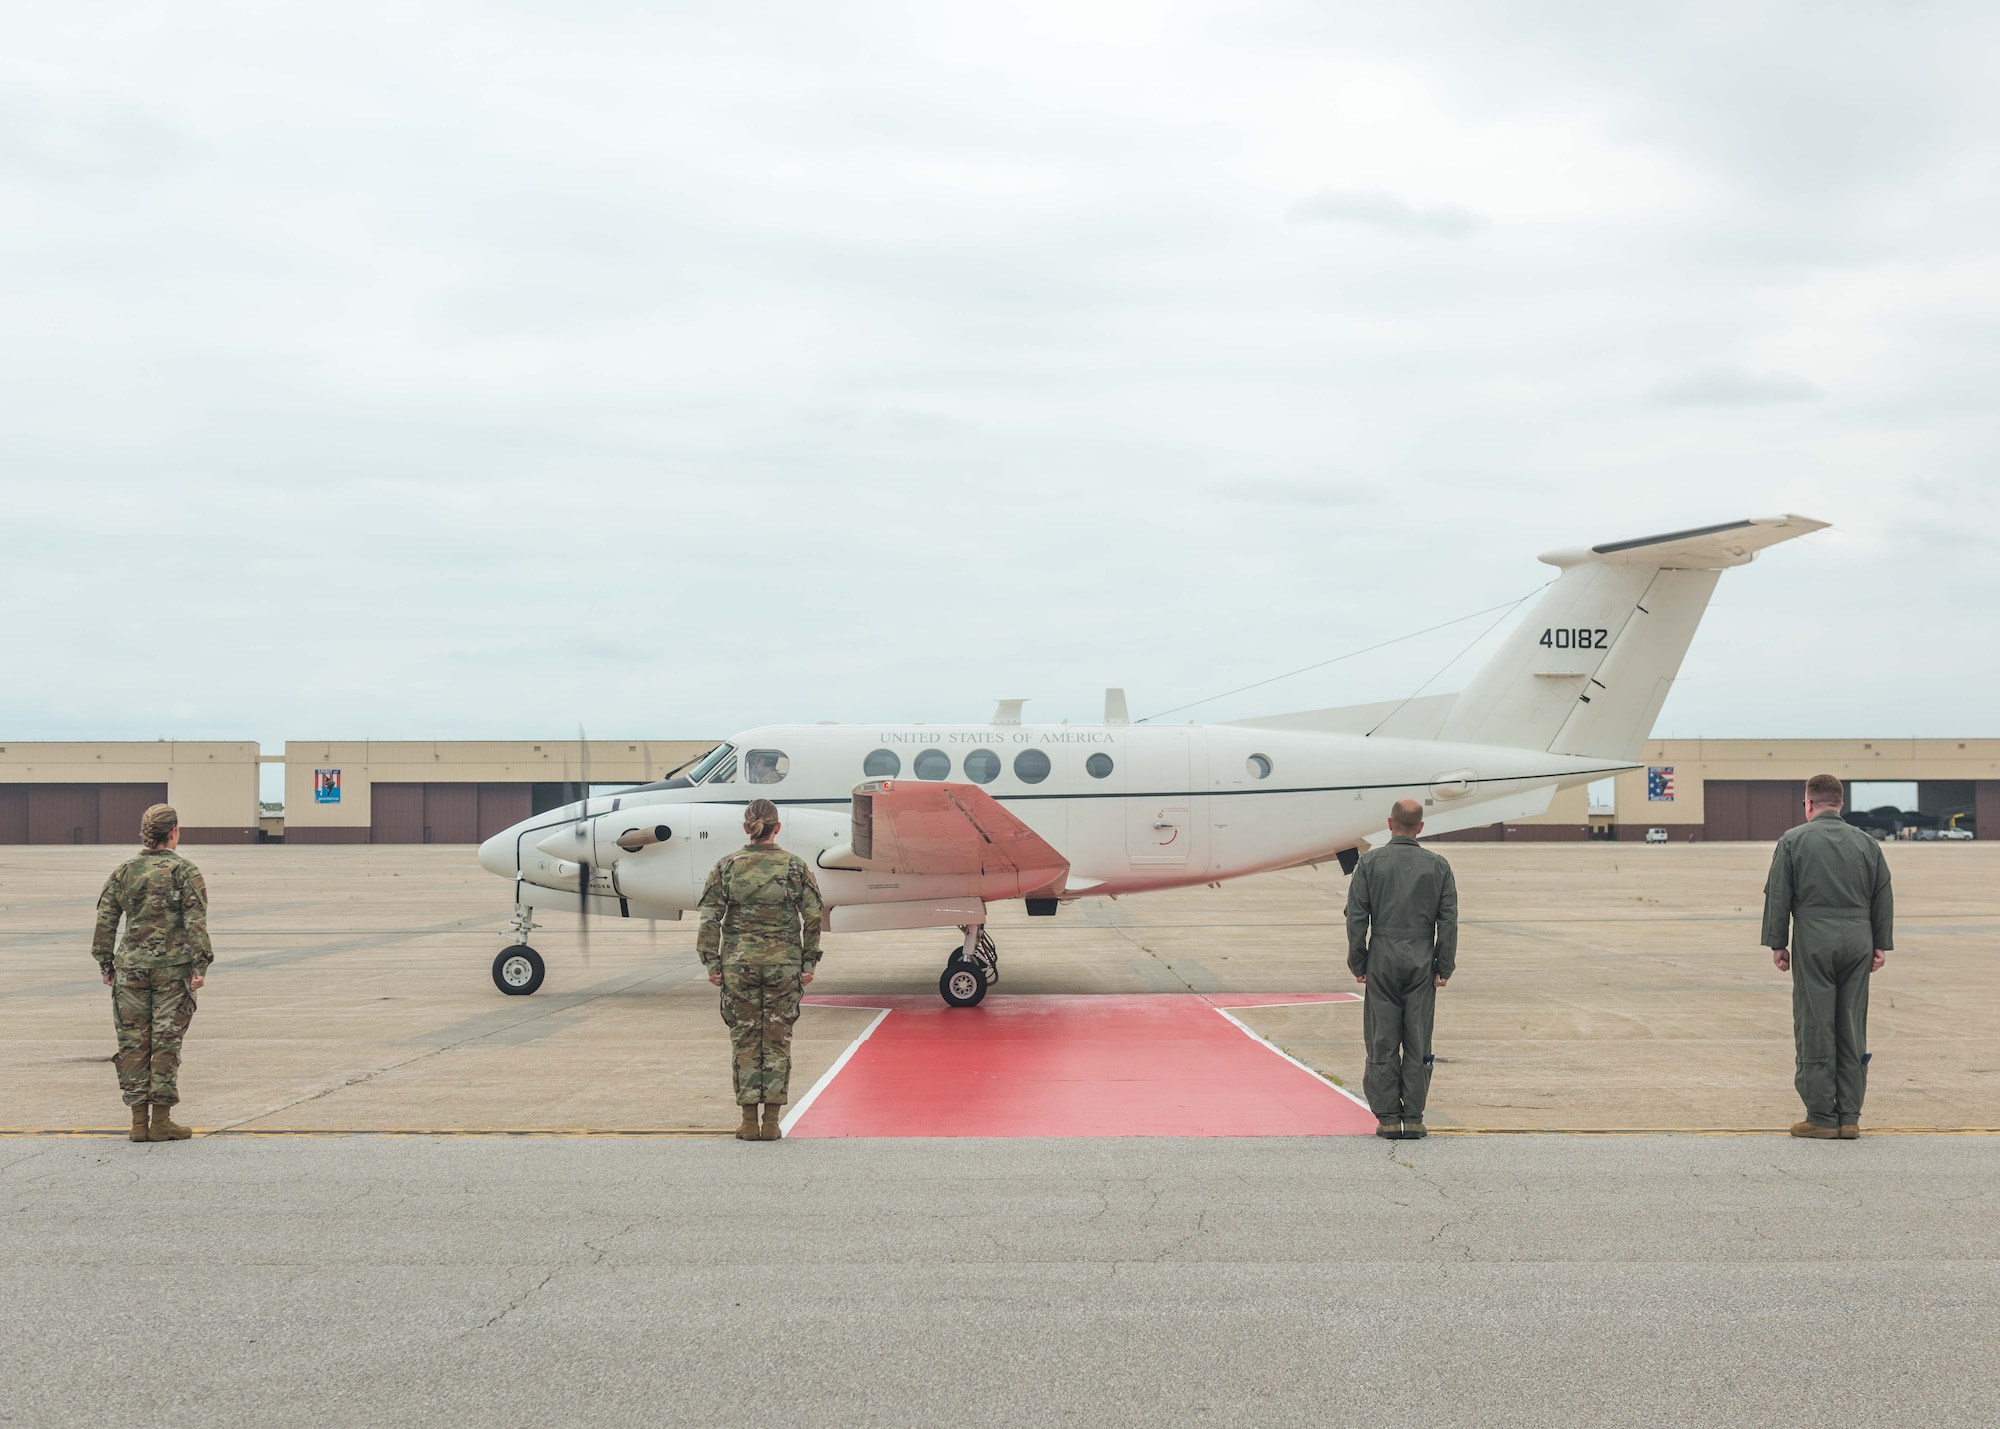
[130,1105,150,1142]
[1789,1121,1837,1140]
[760,1103,785,1140]
[148,1104,192,1141]
[1375,1117,1402,1140]
[735,1106,760,1141]
[1838,1124,1861,1140]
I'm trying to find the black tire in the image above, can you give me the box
[493,946,546,996]
[939,959,987,1008]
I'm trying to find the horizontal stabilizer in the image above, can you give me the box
[1540,514,1829,571]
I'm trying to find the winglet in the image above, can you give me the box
[992,699,1027,725]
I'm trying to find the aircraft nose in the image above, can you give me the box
[478,826,520,878]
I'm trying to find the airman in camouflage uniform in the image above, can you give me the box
[1345,799,1458,1140]
[698,798,824,1141]
[90,804,212,1143]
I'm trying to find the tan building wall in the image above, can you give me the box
[1480,737,2000,841]
[283,739,716,841]
[1602,738,2000,829]
[0,742,261,843]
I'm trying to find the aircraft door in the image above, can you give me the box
[1126,732,1190,865]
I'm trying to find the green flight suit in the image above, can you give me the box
[697,844,825,1107]
[1345,835,1458,1120]
[1762,810,1893,1128]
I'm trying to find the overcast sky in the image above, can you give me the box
[5,1,1996,759]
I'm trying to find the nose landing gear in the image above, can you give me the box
[938,926,997,1008]
[494,897,545,995]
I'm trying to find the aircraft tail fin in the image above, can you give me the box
[1436,515,1827,759]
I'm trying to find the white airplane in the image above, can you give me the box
[478,515,1826,1004]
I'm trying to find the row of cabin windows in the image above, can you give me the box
[864,747,1114,785]
[691,744,1274,788]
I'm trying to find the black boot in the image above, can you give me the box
[1401,1116,1428,1141]
[1375,1116,1402,1140]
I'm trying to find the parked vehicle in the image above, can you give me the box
[1645,827,1669,844]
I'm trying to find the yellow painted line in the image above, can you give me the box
[7,1126,1999,1139]
[0,1127,736,1138]
[1429,1126,2000,1137]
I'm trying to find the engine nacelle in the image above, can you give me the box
[533,802,849,912]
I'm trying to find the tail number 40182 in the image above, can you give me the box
[1541,627,1609,650]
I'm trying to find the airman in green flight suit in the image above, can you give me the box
[1345,798,1458,1140]
[1763,773,1893,1139]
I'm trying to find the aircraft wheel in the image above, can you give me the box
[939,959,987,1008]
[944,938,998,984]
[493,946,546,996]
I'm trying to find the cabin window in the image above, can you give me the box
[1247,753,1272,780]
[964,749,1001,784]
[1085,753,1113,779]
[1014,749,1051,784]
[863,748,901,778]
[745,749,790,785]
[914,749,951,781]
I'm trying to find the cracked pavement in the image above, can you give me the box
[4,1134,1998,1427]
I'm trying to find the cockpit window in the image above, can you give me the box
[705,754,738,785]
[746,749,790,785]
[685,743,735,783]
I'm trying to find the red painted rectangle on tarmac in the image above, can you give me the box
[787,993,1372,1138]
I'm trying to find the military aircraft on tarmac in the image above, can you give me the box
[479,516,1826,1004]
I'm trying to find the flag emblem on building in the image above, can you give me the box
[1647,767,1675,802]
[315,769,342,804]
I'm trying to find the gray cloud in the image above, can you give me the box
[1652,367,1823,406]
[0,1,1994,743]
[1288,189,1482,238]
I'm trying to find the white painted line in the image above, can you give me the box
[781,1005,892,1135]
[1209,1003,1374,1112]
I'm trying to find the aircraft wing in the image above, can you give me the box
[849,779,1071,888]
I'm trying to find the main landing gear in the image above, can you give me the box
[493,900,546,996]
[939,926,998,1008]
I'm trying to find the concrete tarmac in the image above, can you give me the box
[5,1132,1997,1428]
[6,842,1999,1132]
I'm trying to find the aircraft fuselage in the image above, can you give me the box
[479,720,1631,924]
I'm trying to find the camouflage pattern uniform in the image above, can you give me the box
[697,844,824,1106]
[1345,835,1459,1121]
[91,850,214,1108]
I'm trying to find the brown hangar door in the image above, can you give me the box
[371,783,533,843]
[1703,780,1806,841]
[0,784,169,844]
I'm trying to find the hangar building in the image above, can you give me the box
[279,740,714,845]
[1441,737,2000,842]
[1,736,1993,844]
